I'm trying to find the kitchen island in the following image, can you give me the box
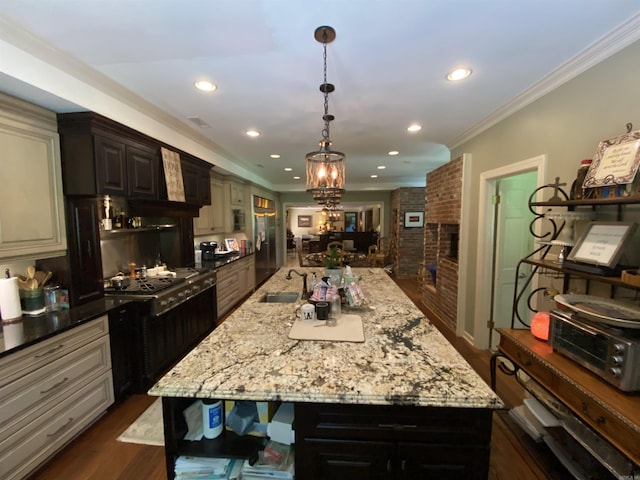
[149,267,504,479]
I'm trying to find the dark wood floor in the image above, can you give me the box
[29,268,572,480]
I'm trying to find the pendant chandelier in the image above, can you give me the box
[306,26,345,204]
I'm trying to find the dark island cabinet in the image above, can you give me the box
[295,403,492,480]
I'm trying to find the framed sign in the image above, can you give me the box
[566,222,637,268]
[583,130,640,189]
[404,211,424,228]
[160,147,186,202]
[225,238,239,251]
[298,215,312,227]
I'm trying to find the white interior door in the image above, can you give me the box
[490,171,537,349]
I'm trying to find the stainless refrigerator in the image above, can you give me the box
[254,195,277,286]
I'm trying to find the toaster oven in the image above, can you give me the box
[549,309,640,392]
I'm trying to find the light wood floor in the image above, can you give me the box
[29,263,572,479]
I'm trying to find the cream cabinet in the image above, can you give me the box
[0,316,113,480]
[194,177,225,235]
[216,256,255,319]
[223,180,248,233]
[0,94,66,261]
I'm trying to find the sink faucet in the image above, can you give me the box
[286,269,309,299]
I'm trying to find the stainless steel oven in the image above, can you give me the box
[549,309,640,392]
[105,268,217,390]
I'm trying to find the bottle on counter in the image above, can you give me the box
[570,159,592,200]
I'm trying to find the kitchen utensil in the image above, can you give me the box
[35,270,52,288]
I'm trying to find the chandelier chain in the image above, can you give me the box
[322,37,330,143]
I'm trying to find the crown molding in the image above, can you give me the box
[448,13,640,150]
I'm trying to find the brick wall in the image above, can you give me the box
[422,157,463,332]
[390,187,425,277]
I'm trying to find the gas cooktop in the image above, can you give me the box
[104,276,184,295]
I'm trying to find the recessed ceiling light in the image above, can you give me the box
[194,80,217,91]
[284,167,293,172]
[388,151,399,156]
[370,174,378,179]
[407,124,422,133]
[446,67,472,81]
[245,129,260,137]
[293,176,301,180]
[270,154,280,159]
[377,165,386,170]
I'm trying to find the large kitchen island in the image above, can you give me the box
[149,267,504,479]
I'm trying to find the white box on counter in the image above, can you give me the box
[267,403,295,445]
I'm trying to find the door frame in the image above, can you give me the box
[472,154,547,349]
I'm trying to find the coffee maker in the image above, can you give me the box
[200,241,218,261]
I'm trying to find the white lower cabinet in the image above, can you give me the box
[0,316,114,480]
[216,256,255,319]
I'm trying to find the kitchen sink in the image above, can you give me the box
[260,292,299,303]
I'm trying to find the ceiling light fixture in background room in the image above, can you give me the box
[305,25,345,207]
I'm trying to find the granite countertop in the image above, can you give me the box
[0,297,133,358]
[149,267,504,409]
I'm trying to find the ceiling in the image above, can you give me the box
[1,1,640,193]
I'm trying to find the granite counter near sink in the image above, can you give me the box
[150,267,502,409]
[150,267,503,479]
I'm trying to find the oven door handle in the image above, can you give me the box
[567,316,600,336]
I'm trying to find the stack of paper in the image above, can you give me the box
[174,456,240,479]
[241,458,294,480]
[240,443,294,480]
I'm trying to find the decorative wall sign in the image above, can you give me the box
[160,147,185,202]
[298,215,312,227]
[583,130,640,189]
[566,222,637,268]
[404,211,424,228]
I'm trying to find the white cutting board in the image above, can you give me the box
[288,314,364,342]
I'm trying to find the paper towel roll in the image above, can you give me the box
[3,321,24,349]
[0,277,22,321]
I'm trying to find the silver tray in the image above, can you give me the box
[555,294,640,329]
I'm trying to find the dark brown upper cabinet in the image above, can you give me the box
[180,154,212,205]
[58,112,210,205]
[58,112,160,199]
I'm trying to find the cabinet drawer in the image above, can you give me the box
[218,288,240,316]
[0,371,113,480]
[296,403,492,445]
[218,274,239,290]
[0,315,109,387]
[297,438,395,479]
[556,381,640,462]
[217,266,240,282]
[498,335,554,387]
[0,335,111,436]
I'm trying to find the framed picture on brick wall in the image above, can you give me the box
[404,211,424,228]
